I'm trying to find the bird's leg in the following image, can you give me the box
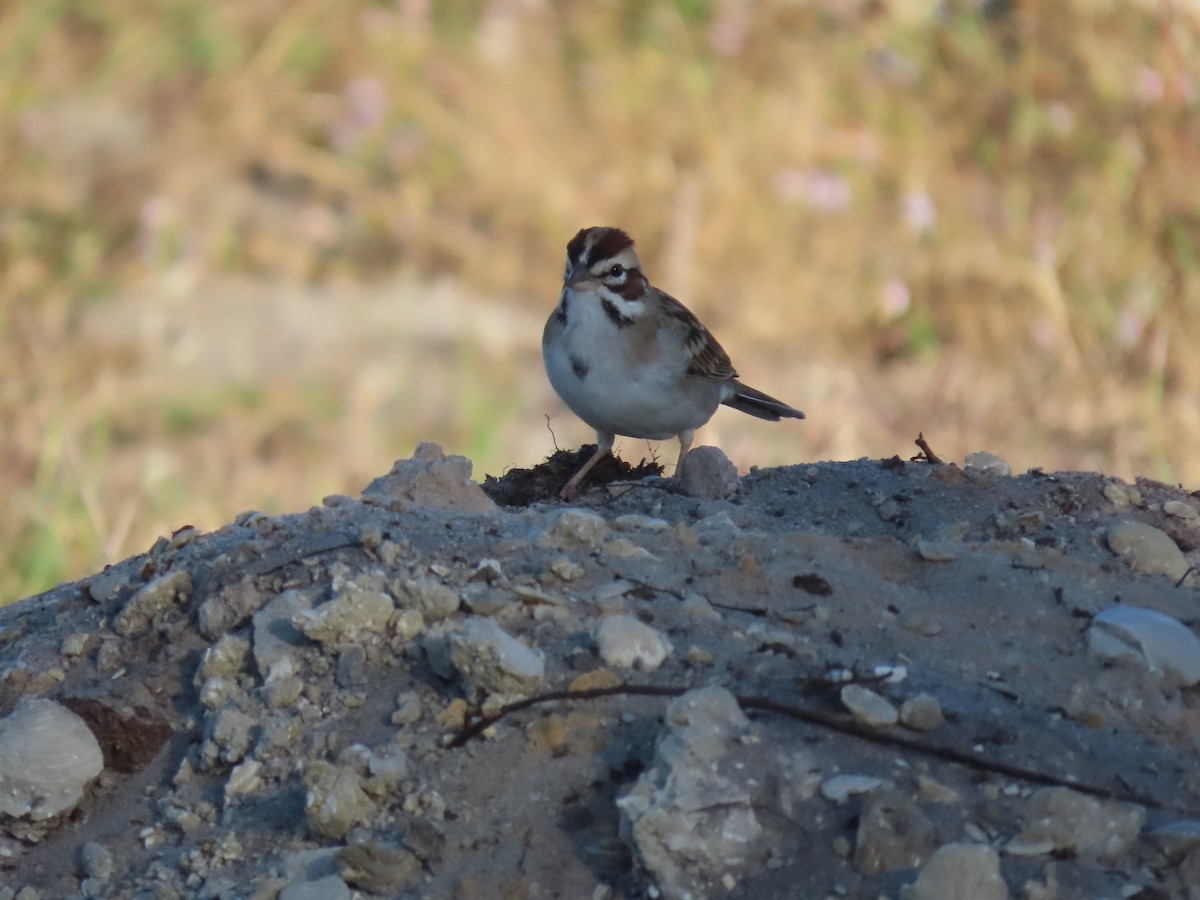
[560,433,614,500]
[672,430,694,480]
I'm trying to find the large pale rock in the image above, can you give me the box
[902,843,1008,900]
[294,583,394,645]
[1106,520,1188,581]
[1007,787,1145,861]
[0,699,104,822]
[854,792,938,874]
[114,570,192,636]
[1088,604,1200,687]
[534,508,609,550]
[304,760,377,840]
[362,442,497,513]
[618,687,762,900]
[676,446,739,499]
[596,615,673,671]
[446,617,545,697]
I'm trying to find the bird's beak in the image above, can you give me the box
[564,264,597,291]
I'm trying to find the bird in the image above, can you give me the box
[542,226,805,500]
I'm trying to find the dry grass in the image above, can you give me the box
[2,0,1199,601]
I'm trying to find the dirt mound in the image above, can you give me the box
[1,444,1199,898]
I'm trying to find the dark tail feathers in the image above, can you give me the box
[722,380,806,422]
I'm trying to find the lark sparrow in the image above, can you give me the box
[542,226,805,500]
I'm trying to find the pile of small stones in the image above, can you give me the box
[0,442,1198,899]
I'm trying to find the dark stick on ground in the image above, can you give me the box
[449,682,1189,814]
[913,432,945,465]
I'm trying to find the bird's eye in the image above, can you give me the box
[608,264,625,278]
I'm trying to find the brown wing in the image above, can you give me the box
[656,289,739,381]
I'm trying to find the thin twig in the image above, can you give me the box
[1176,565,1196,588]
[913,432,945,465]
[449,682,1185,813]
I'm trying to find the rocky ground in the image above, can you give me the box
[1,440,1200,900]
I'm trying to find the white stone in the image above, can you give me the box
[618,688,761,900]
[964,451,1012,477]
[535,508,609,550]
[1088,605,1200,687]
[596,615,673,672]
[820,774,890,804]
[447,617,545,696]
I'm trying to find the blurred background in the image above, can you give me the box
[2,0,1198,602]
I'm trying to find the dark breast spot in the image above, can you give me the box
[570,355,589,380]
[556,295,568,323]
[601,298,636,328]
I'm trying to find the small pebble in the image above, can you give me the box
[596,616,673,672]
[820,774,888,803]
[1164,499,1200,520]
[1105,520,1188,581]
[1103,481,1141,507]
[916,539,957,562]
[899,693,944,731]
[80,842,114,881]
[840,685,898,727]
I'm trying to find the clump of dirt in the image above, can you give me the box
[482,445,665,506]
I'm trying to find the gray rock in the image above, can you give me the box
[446,616,545,696]
[1106,520,1188,581]
[113,570,191,636]
[86,566,132,604]
[1088,604,1200,687]
[304,760,377,840]
[79,841,114,881]
[596,615,673,671]
[253,590,313,682]
[0,699,104,822]
[224,759,263,802]
[198,634,250,682]
[854,792,938,874]
[902,842,1008,900]
[965,451,1012,476]
[335,843,421,895]
[900,694,944,731]
[693,510,741,533]
[1103,481,1142,507]
[841,684,899,727]
[676,446,739,499]
[361,441,498,512]
[197,577,266,640]
[820,774,890,804]
[336,645,368,688]
[392,691,423,726]
[1164,499,1200,520]
[916,538,958,562]
[201,708,256,769]
[393,578,461,622]
[618,687,762,900]
[295,583,394,645]
[535,508,609,550]
[1007,787,1145,861]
